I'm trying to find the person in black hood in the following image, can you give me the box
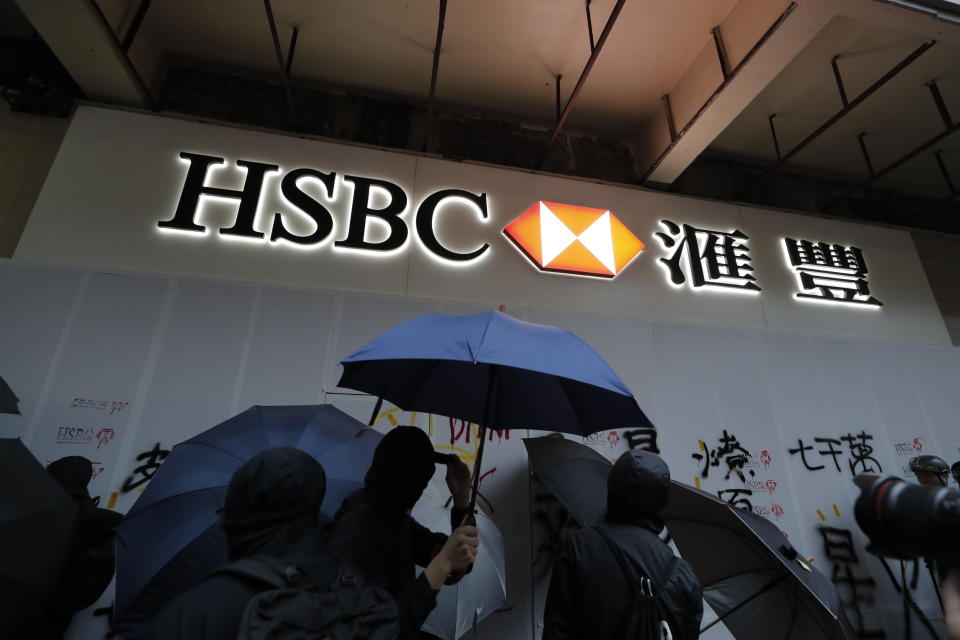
[35,456,123,639]
[145,447,339,640]
[543,449,703,640]
[326,426,479,640]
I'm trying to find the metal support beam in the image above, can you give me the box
[264,0,296,126]
[857,132,874,176]
[712,26,731,79]
[285,25,299,76]
[831,55,848,108]
[663,94,678,142]
[586,0,595,52]
[641,1,797,182]
[768,114,781,161]
[736,40,933,198]
[540,0,627,168]
[928,81,953,129]
[555,75,562,123]
[935,150,956,194]
[425,0,448,153]
[828,119,960,211]
[121,0,152,52]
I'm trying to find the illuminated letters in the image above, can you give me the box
[158,152,279,239]
[270,168,336,245]
[416,189,490,261]
[161,153,494,261]
[334,176,408,252]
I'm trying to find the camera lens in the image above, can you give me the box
[853,474,960,563]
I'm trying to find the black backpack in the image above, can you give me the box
[215,555,399,640]
[593,526,679,640]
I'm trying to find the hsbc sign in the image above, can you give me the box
[158,152,888,305]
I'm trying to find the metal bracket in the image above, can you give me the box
[935,150,956,194]
[713,27,731,79]
[663,94,678,142]
[285,26,299,76]
[555,75,563,124]
[928,81,954,129]
[857,132,875,176]
[768,114,781,161]
[586,0,595,52]
[831,56,849,108]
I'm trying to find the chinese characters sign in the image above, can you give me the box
[784,238,882,307]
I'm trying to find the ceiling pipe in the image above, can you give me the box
[736,39,934,198]
[828,123,960,212]
[642,2,797,182]
[263,0,297,127]
[539,0,627,169]
[425,0,448,153]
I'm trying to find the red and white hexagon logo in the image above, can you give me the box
[503,201,645,278]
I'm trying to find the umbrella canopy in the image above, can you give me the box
[0,376,20,414]
[0,438,78,636]
[339,310,651,435]
[523,435,611,527]
[340,310,652,509]
[523,436,853,639]
[115,404,382,639]
[664,482,855,640]
[412,501,507,640]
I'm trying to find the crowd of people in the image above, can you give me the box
[32,433,960,640]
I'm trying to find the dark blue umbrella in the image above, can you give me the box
[339,310,652,508]
[114,404,382,638]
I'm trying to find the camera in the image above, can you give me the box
[853,473,960,564]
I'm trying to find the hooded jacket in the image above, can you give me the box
[326,427,469,640]
[145,448,338,640]
[543,450,703,640]
[36,457,123,639]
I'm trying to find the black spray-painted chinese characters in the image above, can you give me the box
[788,431,882,476]
[784,238,882,307]
[656,221,760,292]
[121,442,169,493]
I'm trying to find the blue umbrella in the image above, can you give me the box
[339,310,652,509]
[114,404,382,638]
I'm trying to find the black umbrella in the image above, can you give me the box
[523,436,854,639]
[0,438,78,636]
[523,435,611,527]
[0,376,20,414]
[664,482,855,640]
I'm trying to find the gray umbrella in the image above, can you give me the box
[523,435,855,639]
[0,438,78,636]
[664,481,855,640]
[0,376,20,414]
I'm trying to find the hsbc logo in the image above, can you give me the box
[503,202,644,278]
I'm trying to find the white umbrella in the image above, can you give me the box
[412,499,507,640]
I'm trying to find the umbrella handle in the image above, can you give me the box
[468,367,498,513]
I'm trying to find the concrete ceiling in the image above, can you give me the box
[709,13,960,198]
[105,0,740,134]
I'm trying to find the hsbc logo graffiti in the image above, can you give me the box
[55,427,117,448]
[56,427,93,444]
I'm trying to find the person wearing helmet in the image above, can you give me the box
[909,455,951,487]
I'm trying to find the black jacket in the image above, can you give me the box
[326,489,468,640]
[144,521,337,640]
[144,448,339,640]
[543,450,703,640]
[36,457,122,639]
[543,523,703,640]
